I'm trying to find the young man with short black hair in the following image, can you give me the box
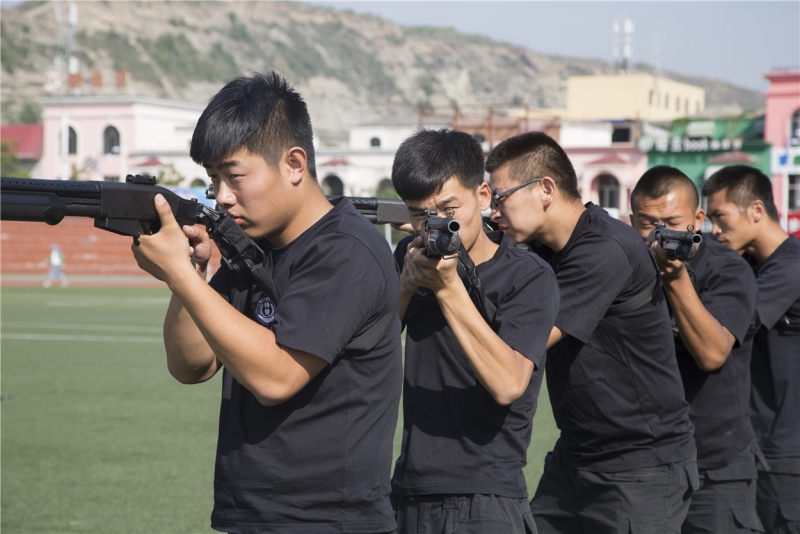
[133,72,402,534]
[631,165,761,533]
[703,165,800,534]
[486,132,698,533]
[390,129,559,534]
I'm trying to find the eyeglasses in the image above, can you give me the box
[490,178,542,210]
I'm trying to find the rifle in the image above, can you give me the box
[418,211,461,258]
[0,175,409,237]
[645,222,703,261]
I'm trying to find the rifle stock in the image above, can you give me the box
[0,176,409,238]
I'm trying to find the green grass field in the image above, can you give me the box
[1,286,559,533]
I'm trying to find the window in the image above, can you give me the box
[649,90,654,106]
[791,109,800,146]
[789,175,800,212]
[376,178,396,197]
[103,126,120,155]
[612,127,631,143]
[322,174,344,196]
[596,174,620,209]
[370,137,381,148]
[59,127,77,154]
[675,97,681,112]
[68,126,77,154]
[664,94,670,109]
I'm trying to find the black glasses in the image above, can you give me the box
[490,178,542,210]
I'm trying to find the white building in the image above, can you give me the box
[40,95,207,187]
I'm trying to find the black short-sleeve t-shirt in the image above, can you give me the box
[749,236,800,460]
[207,198,403,534]
[391,231,560,499]
[533,203,695,472]
[673,237,758,470]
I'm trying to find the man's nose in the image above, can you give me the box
[215,182,236,207]
[710,221,721,235]
[489,208,501,221]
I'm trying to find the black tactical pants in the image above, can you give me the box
[682,442,763,533]
[392,493,537,534]
[531,443,699,533]
[757,457,800,534]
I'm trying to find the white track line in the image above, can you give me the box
[2,322,161,334]
[2,333,163,343]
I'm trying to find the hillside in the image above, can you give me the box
[1,1,765,144]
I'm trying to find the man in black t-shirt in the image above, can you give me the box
[703,165,800,534]
[389,129,559,534]
[631,166,762,533]
[486,133,698,533]
[132,73,402,534]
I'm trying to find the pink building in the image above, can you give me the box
[40,95,206,186]
[764,69,800,234]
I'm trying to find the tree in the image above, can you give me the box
[1,140,29,178]
[156,163,185,186]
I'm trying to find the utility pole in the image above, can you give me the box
[56,1,77,181]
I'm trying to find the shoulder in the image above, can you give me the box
[502,236,556,277]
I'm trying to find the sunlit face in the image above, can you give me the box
[404,176,489,253]
[488,163,543,244]
[205,147,289,240]
[705,189,756,251]
[630,189,705,239]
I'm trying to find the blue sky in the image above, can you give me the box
[306,1,800,92]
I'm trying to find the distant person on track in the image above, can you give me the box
[42,243,68,288]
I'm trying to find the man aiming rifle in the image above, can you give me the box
[390,129,559,534]
[631,166,762,534]
[131,72,403,534]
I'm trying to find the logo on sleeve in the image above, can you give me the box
[254,297,276,326]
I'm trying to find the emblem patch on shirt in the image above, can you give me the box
[255,296,276,326]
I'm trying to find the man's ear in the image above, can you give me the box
[629,213,636,226]
[476,181,492,211]
[749,200,765,223]
[541,176,556,208]
[285,147,308,185]
[694,208,706,231]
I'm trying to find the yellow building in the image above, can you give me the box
[566,74,706,122]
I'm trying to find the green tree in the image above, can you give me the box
[19,103,41,124]
[1,140,29,178]
[157,163,185,186]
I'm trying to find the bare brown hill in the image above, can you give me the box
[1,1,765,144]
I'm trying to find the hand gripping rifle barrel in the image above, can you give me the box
[646,222,703,262]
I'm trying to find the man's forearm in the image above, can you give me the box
[164,292,220,384]
[435,283,533,406]
[663,272,734,371]
[167,270,326,406]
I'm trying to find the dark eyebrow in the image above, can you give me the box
[437,196,459,205]
[203,160,239,170]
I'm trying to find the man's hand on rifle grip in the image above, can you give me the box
[132,194,201,286]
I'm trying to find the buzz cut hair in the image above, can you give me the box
[190,71,316,178]
[391,129,485,202]
[701,165,779,222]
[484,131,581,202]
[631,165,700,211]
